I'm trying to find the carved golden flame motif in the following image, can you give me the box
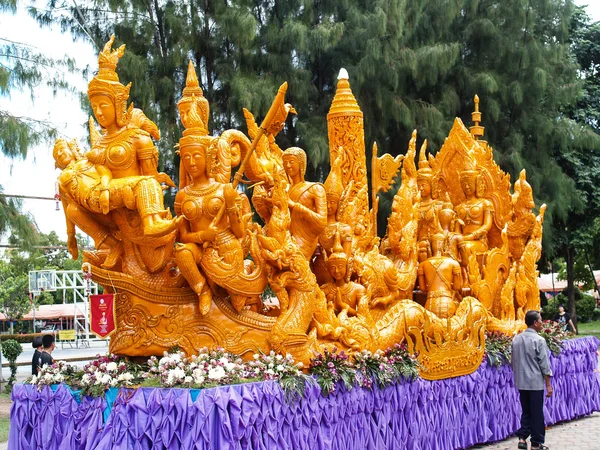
[57,39,544,380]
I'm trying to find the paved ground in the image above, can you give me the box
[466,412,600,449]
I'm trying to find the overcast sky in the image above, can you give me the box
[1,1,599,245]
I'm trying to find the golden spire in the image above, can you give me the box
[327,68,363,119]
[182,60,203,98]
[178,60,210,135]
[470,94,485,140]
[96,35,125,82]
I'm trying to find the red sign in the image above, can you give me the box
[90,294,116,338]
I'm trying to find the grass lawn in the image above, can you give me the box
[577,320,600,340]
[0,417,9,442]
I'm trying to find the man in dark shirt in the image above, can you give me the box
[39,334,55,368]
[512,310,553,450]
[31,336,43,375]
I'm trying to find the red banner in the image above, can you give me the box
[90,294,116,338]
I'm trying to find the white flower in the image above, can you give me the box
[30,375,38,384]
[208,366,226,380]
[224,362,236,372]
[117,373,134,383]
[265,369,275,376]
[192,369,205,385]
[106,362,118,372]
[218,357,229,365]
[276,365,284,372]
[184,376,193,384]
[253,353,260,360]
[275,354,283,361]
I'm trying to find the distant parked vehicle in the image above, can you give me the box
[40,324,58,334]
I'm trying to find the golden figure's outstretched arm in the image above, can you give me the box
[223,184,245,240]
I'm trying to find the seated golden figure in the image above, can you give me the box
[418,235,462,318]
[416,141,443,263]
[281,147,327,260]
[84,36,174,191]
[54,139,179,268]
[455,166,494,266]
[174,100,266,315]
[319,233,368,319]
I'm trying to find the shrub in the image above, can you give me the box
[593,308,600,322]
[1,339,23,393]
[0,333,55,344]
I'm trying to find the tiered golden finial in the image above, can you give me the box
[470,94,485,140]
[178,61,210,135]
[327,68,363,119]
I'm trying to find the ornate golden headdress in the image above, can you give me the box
[326,231,348,264]
[178,61,210,133]
[87,35,132,127]
[416,139,433,183]
[178,98,216,174]
[459,156,479,184]
[282,147,307,178]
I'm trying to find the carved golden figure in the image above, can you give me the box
[416,140,444,263]
[281,147,327,260]
[54,138,179,267]
[320,233,368,319]
[85,36,174,191]
[70,38,545,380]
[418,236,462,318]
[174,99,266,315]
[455,166,494,267]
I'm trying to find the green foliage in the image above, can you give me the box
[538,320,571,356]
[1,338,22,392]
[1,338,22,363]
[0,271,30,321]
[0,333,50,344]
[484,332,512,368]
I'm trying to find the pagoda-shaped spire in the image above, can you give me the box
[469,94,485,141]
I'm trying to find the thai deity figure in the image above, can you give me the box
[54,138,180,267]
[314,153,353,284]
[174,99,266,315]
[416,140,444,263]
[319,233,369,319]
[507,169,536,260]
[455,164,494,268]
[437,195,462,262]
[85,36,174,190]
[417,235,462,319]
[281,147,327,260]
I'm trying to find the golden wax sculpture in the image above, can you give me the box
[56,36,545,380]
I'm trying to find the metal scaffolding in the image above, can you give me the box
[28,269,98,346]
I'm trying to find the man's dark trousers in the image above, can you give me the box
[516,390,545,445]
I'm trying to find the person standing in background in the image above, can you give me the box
[31,336,43,375]
[553,304,576,333]
[39,334,55,368]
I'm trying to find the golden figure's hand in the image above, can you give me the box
[223,183,237,205]
[155,172,176,188]
[100,190,110,215]
[202,226,218,243]
[67,235,79,260]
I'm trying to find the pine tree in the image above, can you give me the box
[0,0,77,243]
